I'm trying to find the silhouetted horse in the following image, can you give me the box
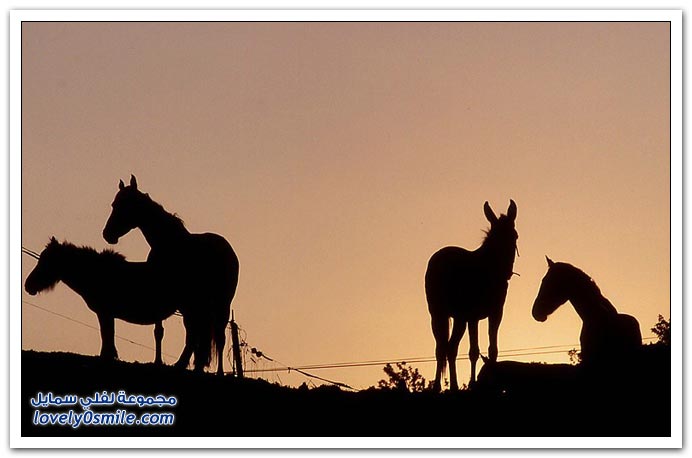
[476,355,578,396]
[426,200,518,392]
[102,175,239,375]
[24,238,177,363]
[532,257,642,368]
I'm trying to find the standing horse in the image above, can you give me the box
[24,238,177,363]
[425,200,518,392]
[531,257,642,367]
[102,175,239,375]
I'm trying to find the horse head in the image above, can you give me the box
[103,175,147,244]
[482,200,519,279]
[531,256,570,322]
[24,237,63,295]
[484,199,518,245]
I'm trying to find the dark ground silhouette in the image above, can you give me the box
[22,344,670,437]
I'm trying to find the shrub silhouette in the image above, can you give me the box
[651,315,670,345]
[377,362,428,393]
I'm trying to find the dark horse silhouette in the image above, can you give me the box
[532,257,642,367]
[425,200,518,392]
[24,238,177,363]
[476,354,578,396]
[102,175,239,375]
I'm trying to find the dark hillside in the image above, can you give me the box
[21,346,670,437]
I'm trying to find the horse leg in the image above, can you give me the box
[154,321,164,365]
[175,315,195,369]
[468,320,480,386]
[193,313,213,373]
[97,313,118,360]
[488,309,503,362]
[431,315,449,392]
[447,318,467,392]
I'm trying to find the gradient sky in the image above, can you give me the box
[21,21,670,389]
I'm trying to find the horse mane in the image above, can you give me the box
[142,193,186,231]
[55,241,127,264]
[562,263,618,316]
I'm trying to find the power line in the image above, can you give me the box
[22,299,178,359]
[292,343,582,370]
[243,349,568,373]
[22,247,661,388]
[248,349,355,391]
[23,294,353,388]
[243,338,658,374]
[22,247,40,259]
[23,296,658,377]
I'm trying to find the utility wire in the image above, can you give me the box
[22,296,658,377]
[252,350,355,391]
[22,299,178,359]
[288,344,582,371]
[21,248,660,385]
[244,337,658,374]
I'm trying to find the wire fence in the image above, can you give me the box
[20,247,661,390]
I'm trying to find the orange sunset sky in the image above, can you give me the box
[21,21,670,389]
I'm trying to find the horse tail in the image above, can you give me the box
[210,317,225,368]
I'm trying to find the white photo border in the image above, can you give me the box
[9,8,682,449]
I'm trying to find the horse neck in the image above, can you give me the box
[478,237,516,280]
[139,201,189,249]
[567,276,618,325]
[56,249,101,298]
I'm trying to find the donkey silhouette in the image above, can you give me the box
[425,200,518,391]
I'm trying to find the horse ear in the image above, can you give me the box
[480,354,490,364]
[49,236,58,245]
[130,174,138,190]
[118,179,125,190]
[483,201,498,224]
[546,256,555,267]
[507,199,517,221]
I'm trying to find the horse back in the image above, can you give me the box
[90,261,178,324]
[147,231,239,304]
[580,313,642,365]
[616,313,642,347]
[477,360,578,396]
[425,246,508,320]
[191,232,239,265]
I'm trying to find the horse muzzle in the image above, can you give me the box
[24,283,37,296]
[532,310,547,322]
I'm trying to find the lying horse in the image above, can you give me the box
[24,237,178,363]
[532,257,642,368]
[476,355,578,396]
